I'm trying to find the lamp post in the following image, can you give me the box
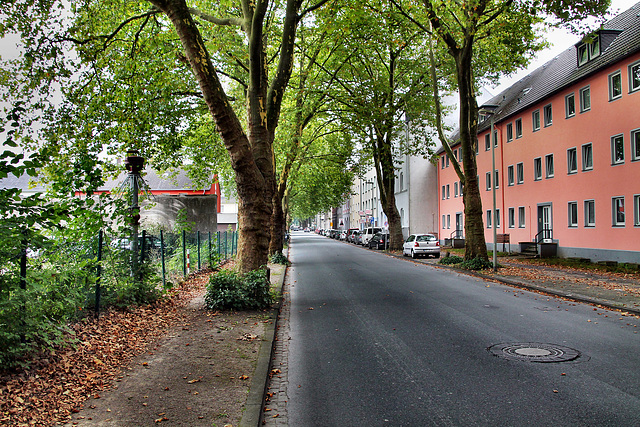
[479,104,499,272]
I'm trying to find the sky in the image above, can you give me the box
[489,0,640,96]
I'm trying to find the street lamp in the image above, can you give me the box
[479,104,499,272]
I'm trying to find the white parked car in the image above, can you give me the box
[403,234,440,258]
[360,227,382,246]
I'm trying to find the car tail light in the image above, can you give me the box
[436,241,440,246]
[414,241,419,247]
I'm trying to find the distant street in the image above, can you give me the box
[286,232,640,426]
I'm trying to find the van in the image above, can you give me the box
[360,227,382,246]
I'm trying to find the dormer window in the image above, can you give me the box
[577,34,600,66]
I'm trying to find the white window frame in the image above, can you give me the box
[515,118,523,139]
[632,128,640,162]
[543,104,552,127]
[532,109,541,131]
[516,162,524,184]
[534,157,542,181]
[584,199,595,227]
[545,154,554,178]
[565,93,575,118]
[486,172,491,190]
[609,70,622,101]
[634,194,640,227]
[567,147,577,174]
[507,165,514,186]
[495,209,501,229]
[582,143,593,171]
[508,207,515,228]
[454,182,458,197]
[629,60,640,93]
[568,202,578,228]
[442,185,446,200]
[494,170,499,189]
[506,123,513,142]
[486,210,492,228]
[580,86,591,112]
[446,184,450,199]
[612,196,625,227]
[518,206,526,228]
[611,134,624,165]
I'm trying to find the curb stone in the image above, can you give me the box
[239,259,288,427]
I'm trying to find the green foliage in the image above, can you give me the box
[204,269,273,311]
[269,252,290,265]
[439,255,464,265]
[459,257,496,271]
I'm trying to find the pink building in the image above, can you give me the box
[438,3,640,263]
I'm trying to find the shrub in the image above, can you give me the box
[460,257,496,271]
[439,256,464,265]
[205,268,272,311]
[269,252,290,265]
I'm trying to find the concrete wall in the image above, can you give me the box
[141,194,217,233]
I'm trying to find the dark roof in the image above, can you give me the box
[478,1,640,131]
[441,1,640,151]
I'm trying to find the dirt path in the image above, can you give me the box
[65,295,268,427]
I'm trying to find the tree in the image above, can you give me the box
[319,0,439,250]
[1,0,330,273]
[393,0,609,260]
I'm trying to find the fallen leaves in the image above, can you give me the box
[0,271,212,426]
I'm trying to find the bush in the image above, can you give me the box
[439,256,464,265]
[204,268,273,311]
[269,252,290,265]
[460,257,496,271]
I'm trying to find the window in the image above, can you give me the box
[508,208,515,228]
[507,165,514,186]
[545,154,554,178]
[454,182,458,197]
[446,155,450,167]
[635,195,640,227]
[399,172,404,190]
[446,184,450,199]
[584,200,595,227]
[493,130,498,147]
[580,86,591,112]
[534,157,542,181]
[516,163,524,184]
[506,123,513,142]
[441,156,445,169]
[495,170,499,189]
[543,104,552,127]
[485,133,490,151]
[630,60,640,93]
[567,148,577,174]
[632,128,640,161]
[495,209,501,228]
[612,197,625,226]
[442,215,446,229]
[582,143,593,171]
[486,172,491,190]
[609,71,622,101]
[532,110,540,131]
[447,215,451,229]
[568,202,578,227]
[611,134,624,165]
[518,207,525,228]
[515,118,523,138]
[577,36,600,66]
[459,181,463,196]
[565,93,576,118]
[486,210,492,228]
[442,185,446,200]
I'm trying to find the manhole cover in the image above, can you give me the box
[487,343,581,363]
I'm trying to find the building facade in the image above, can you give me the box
[438,3,640,263]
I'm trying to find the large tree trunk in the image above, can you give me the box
[456,46,488,261]
[151,0,270,273]
[374,134,404,251]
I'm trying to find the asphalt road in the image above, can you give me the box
[286,232,640,426]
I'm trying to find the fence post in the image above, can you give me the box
[208,231,212,267]
[95,230,103,318]
[217,231,221,256]
[224,231,228,260]
[197,231,201,270]
[160,230,166,288]
[231,230,236,256]
[182,230,187,277]
[140,229,146,264]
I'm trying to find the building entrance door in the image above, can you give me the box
[537,204,552,242]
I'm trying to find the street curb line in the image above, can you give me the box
[240,259,289,427]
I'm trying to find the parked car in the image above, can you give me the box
[346,228,359,243]
[339,230,348,240]
[368,232,389,250]
[403,234,440,258]
[360,227,382,246]
[352,230,362,245]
